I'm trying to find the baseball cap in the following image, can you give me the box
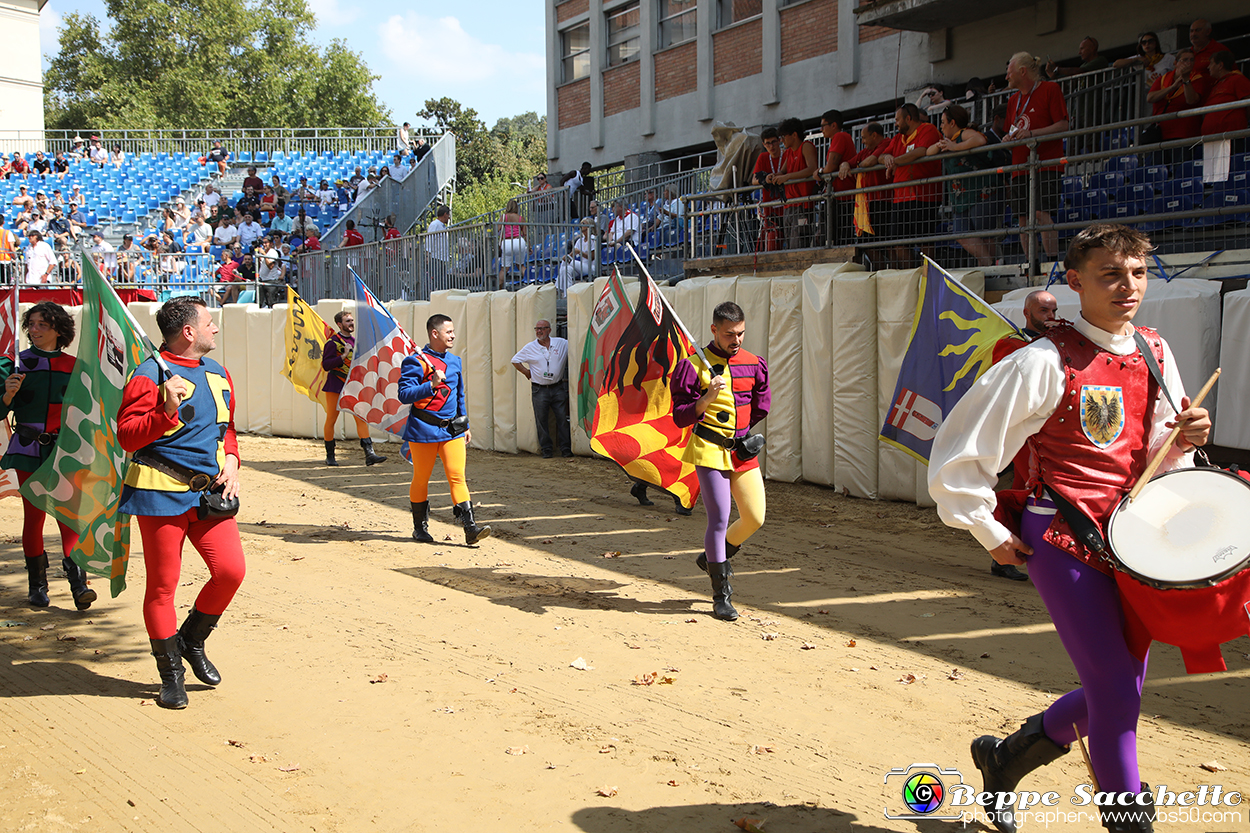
[36,189,46,195]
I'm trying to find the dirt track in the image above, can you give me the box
[2,436,1247,832]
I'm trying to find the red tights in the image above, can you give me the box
[15,470,79,560]
[137,509,246,639]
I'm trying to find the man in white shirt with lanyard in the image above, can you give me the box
[511,320,572,459]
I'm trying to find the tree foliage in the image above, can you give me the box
[44,0,389,130]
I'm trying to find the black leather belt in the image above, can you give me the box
[693,423,736,450]
[411,409,469,434]
[132,449,214,491]
[15,425,58,446]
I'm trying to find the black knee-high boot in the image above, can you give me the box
[324,440,338,466]
[150,636,189,709]
[455,501,491,545]
[25,553,49,608]
[707,560,738,621]
[697,542,739,573]
[970,713,1070,833]
[411,501,434,543]
[177,608,222,686]
[361,438,387,466]
[62,556,96,610]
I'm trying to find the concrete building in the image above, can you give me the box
[545,0,1247,172]
[0,1,47,144]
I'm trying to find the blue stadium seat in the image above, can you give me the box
[1130,165,1167,187]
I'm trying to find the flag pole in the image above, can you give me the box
[11,279,18,362]
[623,243,710,367]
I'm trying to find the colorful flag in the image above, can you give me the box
[339,267,425,436]
[879,258,1020,463]
[576,269,633,438]
[0,286,18,360]
[21,256,156,596]
[590,273,701,510]
[0,424,19,500]
[281,287,334,408]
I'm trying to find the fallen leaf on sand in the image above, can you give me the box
[632,672,658,686]
[278,764,300,772]
[596,786,618,797]
[947,669,965,681]
[735,817,767,832]
[762,632,778,641]
[138,700,152,706]
[569,657,593,671]
[684,618,698,624]
[800,642,816,650]
[658,676,675,685]
[817,609,829,614]
[74,769,85,775]
[370,674,388,684]
[444,535,454,541]
[542,539,554,544]
[869,665,879,671]
[751,745,775,754]
[1200,760,1228,772]
[667,779,680,786]
[505,746,530,756]
[290,556,305,562]
[226,739,245,748]
[599,746,615,754]
[40,624,56,631]
[899,673,923,685]
[980,653,991,658]
[249,754,269,764]
[845,639,856,647]
[57,634,76,642]
[602,551,621,558]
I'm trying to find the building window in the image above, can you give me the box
[717,0,761,28]
[606,3,641,66]
[658,0,697,48]
[562,23,590,83]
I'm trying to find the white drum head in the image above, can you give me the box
[1109,468,1250,586]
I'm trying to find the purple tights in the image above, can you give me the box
[698,467,734,564]
[1021,506,1148,795]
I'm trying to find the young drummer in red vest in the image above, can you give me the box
[398,314,490,546]
[928,224,1211,833]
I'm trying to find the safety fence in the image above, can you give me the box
[0,128,436,159]
[682,98,1250,276]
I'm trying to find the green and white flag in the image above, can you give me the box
[21,256,157,597]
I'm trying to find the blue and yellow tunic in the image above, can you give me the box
[397,346,468,444]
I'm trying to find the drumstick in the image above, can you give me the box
[1126,367,1221,503]
[1074,724,1100,793]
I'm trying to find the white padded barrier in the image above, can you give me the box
[1216,287,1250,450]
[489,290,518,453]
[766,278,804,483]
[831,269,878,498]
[464,292,495,451]
[876,268,927,504]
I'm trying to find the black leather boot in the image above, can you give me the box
[970,713,1070,833]
[361,438,387,466]
[707,559,738,621]
[630,481,653,506]
[324,440,338,466]
[455,501,491,545]
[150,636,189,709]
[673,497,692,516]
[62,556,97,610]
[1100,783,1155,832]
[411,501,434,543]
[25,553,49,608]
[177,608,222,686]
[697,542,739,574]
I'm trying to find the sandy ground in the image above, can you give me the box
[1,435,1247,833]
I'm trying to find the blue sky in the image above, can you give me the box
[39,0,548,127]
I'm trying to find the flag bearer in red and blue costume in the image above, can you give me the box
[118,297,245,710]
[0,301,96,610]
[670,302,770,621]
[399,314,491,546]
[320,309,386,467]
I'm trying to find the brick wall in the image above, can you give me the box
[558,78,591,127]
[655,42,697,101]
[556,0,588,23]
[780,0,837,66]
[603,61,641,117]
[712,18,762,86]
[856,0,895,43]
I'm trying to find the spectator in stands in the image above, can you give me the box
[293,208,318,239]
[21,207,44,236]
[25,231,56,283]
[413,136,431,163]
[872,103,943,267]
[32,151,50,176]
[68,184,84,207]
[379,165,392,181]
[639,190,661,233]
[202,183,221,214]
[752,126,787,253]
[69,136,86,160]
[46,207,79,281]
[563,161,595,217]
[349,167,365,188]
[1202,51,1250,150]
[157,231,185,282]
[1005,51,1069,262]
[768,117,819,250]
[343,219,365,248]
[588,199,609,240]
[1114,32,1174,88]
[91,231,117,279]
[295,176,317,203]
[270,202,293,236]
[557,217,597,296]
[656,186,684,234]
[258,185,278,225]
[0,153,11,179]
[52,151,68,179]
[819,109,858,246]
[209,199,232,230]
[605,199,639,262]
[238,213,264,252]
[397,121,413,152]
[529,173,552,194]
[48,188,63,210]
[426,205,451,287]
[89,137,108,166]
[356,174,376,203]
[1147,48,1207,164]
[11,184,33,211]
[316,179,336,207]
[242,167,264,194]
[497,198,528,290]
[915,85,951,117]
[839,122,892,250]
[1188,18,1229,75]
[68,202,87,227]
[0,214,15,284]
[382,214,401,241]
[9,153,30,178]
[171,196,191,228]
[235,186,259,220]
[334,179,352,208]
[116,233,138,282]
[301,226,322,253]
[110,144,125,168]
[187,212,213,249]
[1046,36,1109,78]
[206,140,229,176]
[391,154,410,180]
[33,190,49,213]
[257,238,282,283]
[263,174,285,205]
[927,104,995,267]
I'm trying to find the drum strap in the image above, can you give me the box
[1133,331,1179,414]
[1046,487,1107,554]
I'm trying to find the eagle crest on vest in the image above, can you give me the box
[1080,385,1124,448]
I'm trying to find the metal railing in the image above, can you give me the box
[681,97,1250,277]
[317,133,457,250]
[0,128,438,159]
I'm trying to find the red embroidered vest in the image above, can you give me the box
[1026,322,1164,571]
[411,351,452,412]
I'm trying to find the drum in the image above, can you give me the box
[1107,467,1250,673]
